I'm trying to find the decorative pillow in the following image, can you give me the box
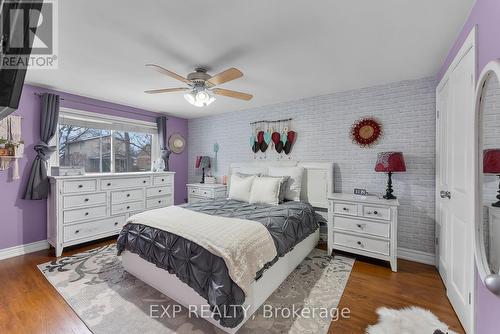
[228,173,255,202]
[249,176,284,205]
[268,166,304,201]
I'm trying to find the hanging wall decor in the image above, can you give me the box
[249,118,296,156]
[350,117,383,148]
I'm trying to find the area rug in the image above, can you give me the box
[38,244,354,334]
[366,307,458,334]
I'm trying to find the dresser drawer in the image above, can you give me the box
[63,192,106,209]
[334,232,390,256]
[63,205,107,224]
[333,203,358,216]
[362,205,391,221]
[63,180,97,194]
[334,216,390,238]
[111,188,143,204]
[146,186,171,198]
[63,216,126,242]
[147,196,171,209]
[101,177,151,190]
[111,201,144,215]
[153,175,173,186]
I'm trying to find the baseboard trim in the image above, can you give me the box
[397,247,436,266]
[0,240,50,261]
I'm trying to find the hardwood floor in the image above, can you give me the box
[0,239,464,334]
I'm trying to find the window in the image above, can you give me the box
[52,108,158,174]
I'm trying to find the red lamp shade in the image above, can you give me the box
[484,149,500,174]
[375,152,406,173]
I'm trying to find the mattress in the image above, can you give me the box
[116,199,324,328]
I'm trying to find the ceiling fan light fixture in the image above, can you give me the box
[184,88,215,107]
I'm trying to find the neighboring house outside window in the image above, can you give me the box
[51,108,158,174]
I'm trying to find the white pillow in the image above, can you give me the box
[249,176,284,205]
[268,166,304,201]
[228,173,255,202]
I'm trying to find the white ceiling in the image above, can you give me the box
[26,0,475,119]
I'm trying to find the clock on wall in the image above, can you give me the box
[350,117,383,148]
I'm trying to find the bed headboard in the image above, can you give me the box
[228,161,334,209]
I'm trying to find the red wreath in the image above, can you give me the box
[350,118,383,147]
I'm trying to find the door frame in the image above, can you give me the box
[435,25,477,334]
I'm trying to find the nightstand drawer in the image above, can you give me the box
[334,232,389,256]
[333,203,358,216]
[188,187,214,198]
[362,205,391,221]
[334,216,390,238]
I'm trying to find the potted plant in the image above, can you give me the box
[0,138,6,149]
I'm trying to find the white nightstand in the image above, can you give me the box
[328,193,399,272]
[187,183,227,203]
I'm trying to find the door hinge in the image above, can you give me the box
[469,292,472,304]
[436,110,440,119]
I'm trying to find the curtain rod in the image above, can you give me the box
[249,118,292,125]
[33,92,162,119]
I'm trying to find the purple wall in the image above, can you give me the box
[437,1,500,333]
[0,84,188,251]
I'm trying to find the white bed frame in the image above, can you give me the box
[122,161,334,333]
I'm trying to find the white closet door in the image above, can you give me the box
[436,28,476,333]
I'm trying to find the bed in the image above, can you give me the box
[117,161,334,333]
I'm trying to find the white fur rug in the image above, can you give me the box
[366,307,458,334]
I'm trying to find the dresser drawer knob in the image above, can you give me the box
[161,178,165,182]
[107,182,111,186]
[84,198,89,202]
[158,200,162,204]
[342,207,348,211]
[158,189,162,193]
[85,212,89,216]
[78,184,83,188]
[356,224,364,229]
[143,180,147,184]
[374,210,378,215]
[203,191,207,195]
[126,206,130,209]
[114,222,119,226]
[357,241,364,247]
[75,230,80,234]
[126,194,130,197]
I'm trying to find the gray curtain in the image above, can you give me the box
[156,116,171,171]
[23,93,60,200]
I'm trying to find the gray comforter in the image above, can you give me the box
[116,199,323,328]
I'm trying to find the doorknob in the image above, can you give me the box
[440,190,451,199]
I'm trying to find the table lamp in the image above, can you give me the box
[195,156,211,184]
[375,152,406,200]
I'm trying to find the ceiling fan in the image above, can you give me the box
[144,64,253,107]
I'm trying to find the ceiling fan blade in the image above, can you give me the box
[207,68,243,86]
[144,88,189,94]
[212,88,253,101]
[145,64,190,84]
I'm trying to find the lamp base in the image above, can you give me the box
[200,168,205,184]
[383,172,397,200]
[492,201,500,208]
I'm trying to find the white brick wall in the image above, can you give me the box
[189,77,437,254]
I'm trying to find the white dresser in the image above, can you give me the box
[328,193,399,272]
[187,183,227,203]
[47,172,175,256]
